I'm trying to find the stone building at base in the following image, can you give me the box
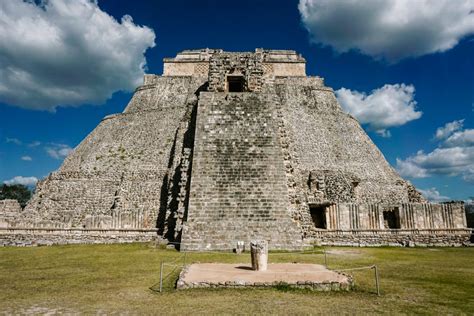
[0,49,471,248]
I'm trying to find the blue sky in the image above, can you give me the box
[0,0,473,201]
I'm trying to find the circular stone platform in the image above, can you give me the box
[176,263,353,291]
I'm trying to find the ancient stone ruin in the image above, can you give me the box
[0,49,471,248]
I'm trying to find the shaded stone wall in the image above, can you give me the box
[181,92,303,250]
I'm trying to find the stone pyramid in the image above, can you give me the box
[1,49,469,248]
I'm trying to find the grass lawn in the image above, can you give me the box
[1,243,473,314]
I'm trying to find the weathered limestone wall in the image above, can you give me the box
[270,77,425,235]
[163,49,306,78]
[268,63,306,77]
[303,202,470,246]
[322,202,467,230]
[208,52,264,92]
[163,62,209,77]
[0,228,161,246]
[276,77,415,204]
[0,200,22,228]
[181,92,303,250]
[0,199,21,213]
[309,229,471,247]
[8,76,206,237]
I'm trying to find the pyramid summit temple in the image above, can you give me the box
[0,49,470,249]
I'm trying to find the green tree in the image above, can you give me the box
[0,184,32,208]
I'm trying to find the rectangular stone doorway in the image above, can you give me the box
[227,75,245,92]
[310,206,327,229]
[383,208,400,229]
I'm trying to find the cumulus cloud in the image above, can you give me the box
[28,141,41,148]
[396,156,428,178]
[397,147,474,177]
[298,0,474,61]
[336,84,422,136]
[0,0,156,110]
[435,119,465,140]
[6,137,22,145]
[443,129,474,148]
[418,187,450,202]
[4,176,38,186]
[46,143,73,159]
[397,120,474,183]
[21,156,32,161]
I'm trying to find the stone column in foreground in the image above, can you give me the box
[250,240,268,271]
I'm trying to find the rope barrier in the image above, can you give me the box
[154,244,381,295]
[162,241,328,256]
[156,263,380,296]
[334,265,375,272]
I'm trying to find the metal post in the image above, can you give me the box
[374,265,380,296]
[159,261,164,293]
[324,249,327,267]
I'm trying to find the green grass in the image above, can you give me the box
[1,244,473,314]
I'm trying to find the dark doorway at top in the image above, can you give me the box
[227,76,245,92]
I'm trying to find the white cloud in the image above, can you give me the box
[28,141,41,148]
[298,0,474,61]
[336,84,422,136]
[396,156,429,178]
[6,137,22,145]
[4,176,38,186]
[443,129,474,148]
[397,147,474,176]
[0,0,156,110]
[397,121,474,183]
[21,156,32,161]
[435,119,464,140]
[418,187,450,202]
[376,130,391,138]
[46,143,73,159]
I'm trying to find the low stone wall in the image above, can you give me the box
[176,265,354,291]
[177,278,353,291]
[308,229,472,247]
[0,228,162,246]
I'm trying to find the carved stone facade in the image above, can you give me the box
[0,49,470,248]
